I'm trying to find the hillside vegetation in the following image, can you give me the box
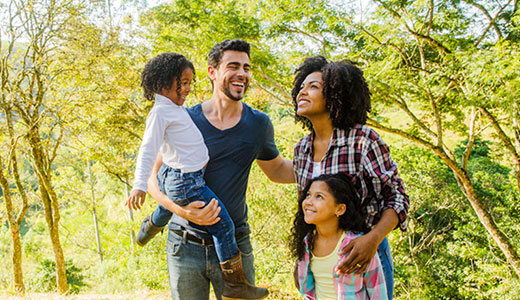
[1,0,519,299]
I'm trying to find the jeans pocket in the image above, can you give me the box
[384,246,394,272]
[166,232,182,256]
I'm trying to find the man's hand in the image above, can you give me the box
[176,199,221,226]
[126,189,146,210]
[144,153,221,226]
[335,233,379,275]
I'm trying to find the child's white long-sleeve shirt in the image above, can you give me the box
[132,94,209,193]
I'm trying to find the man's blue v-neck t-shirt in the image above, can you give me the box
[167,102,279,238]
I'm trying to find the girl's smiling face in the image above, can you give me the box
[162,67,194,106]
[302,180,346,225]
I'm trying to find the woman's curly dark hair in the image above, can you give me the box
[141,52,195,101]
[291,56,371,131]
[290,173,369,261]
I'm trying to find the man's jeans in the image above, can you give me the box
[166,229,255,300]
[378,237,394,300]
[153,163,238,262]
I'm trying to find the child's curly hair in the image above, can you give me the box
[141,53,194,101]
[291,56,371,130]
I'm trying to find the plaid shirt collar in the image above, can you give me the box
[302,127,350,154]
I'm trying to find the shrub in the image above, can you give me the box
[33,258,87,293]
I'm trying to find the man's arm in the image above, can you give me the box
[146,154,221,226]
[256,154,296,183]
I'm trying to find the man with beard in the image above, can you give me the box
[134,39,295,299]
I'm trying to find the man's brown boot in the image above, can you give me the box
[220,252,269,300]
[136,215,164,246]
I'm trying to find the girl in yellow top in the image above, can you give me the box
[291,174,388,299]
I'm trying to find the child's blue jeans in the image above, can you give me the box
[151,163,238,262]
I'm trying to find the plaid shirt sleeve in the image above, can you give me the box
[363,133,409,231]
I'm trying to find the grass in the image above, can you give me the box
[0,286,299,300]
[0,290,170,300]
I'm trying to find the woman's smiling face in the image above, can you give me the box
[296,71,328,119]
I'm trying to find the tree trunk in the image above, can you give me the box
[10,224,25,294]
[125,182,136,249]
[369,121,520,278]
[2,192,25,294]
[440,152,520,277]
[92,207,103,264]
[0,158,26,294]
[49,217,68,294]
[28,129,68,294]
[88,157,103,264]
[37,182,68,294]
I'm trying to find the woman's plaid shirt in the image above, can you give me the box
[293,125,409,231]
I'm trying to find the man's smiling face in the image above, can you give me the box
[210,50,251,101]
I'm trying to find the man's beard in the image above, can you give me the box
[220,80,248,101]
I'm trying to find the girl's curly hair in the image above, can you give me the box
[290,173,369,261]
[141,53,195,101]
[291,56,371,131]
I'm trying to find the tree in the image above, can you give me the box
[0,31,30,291]
[260,0,520,279]
[358,0,520,278]
[56,13,149,246]
[139,0,293,108]
[0,0,89,293]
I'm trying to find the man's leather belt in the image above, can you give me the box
[172,230,249,246]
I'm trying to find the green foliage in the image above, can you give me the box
[33,259,86,294]
[391,143,520,299]
[2,0,520,299]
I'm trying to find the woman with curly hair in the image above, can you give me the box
[126,52,268,300]
[291,56,409,299]
[291,173,387,299]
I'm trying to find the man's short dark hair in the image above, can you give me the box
[291,56,371,130]
[208,39,251,68]
[141,52,194,101]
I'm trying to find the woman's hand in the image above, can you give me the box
[335,232,379,275]
[336,209,399,275]
[125,189,146,210]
